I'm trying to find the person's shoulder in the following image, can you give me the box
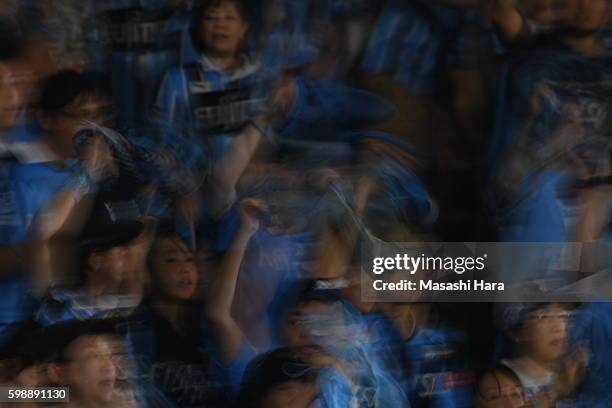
[162,64,187,80]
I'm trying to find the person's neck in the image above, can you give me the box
[515,355,554,380]
[561,34,609,57]
[206,52,242,73]
[151,295,181,327]
[66,397,111,408]
[85,272,117,298]
[42,139,71,164]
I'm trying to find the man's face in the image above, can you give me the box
[89,245,131,285]
[569,0,610,32]
[519,304,573,363]
[150,237,198,301]
[475,371,527,408]
[522,0,578,24]
[62,335,118,405]
[199,1,249,57]
[44,96,115,157]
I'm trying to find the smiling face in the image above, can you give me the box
[198,1,249,57]
[149,237,198,301]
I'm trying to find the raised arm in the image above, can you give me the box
[204,198,262,363]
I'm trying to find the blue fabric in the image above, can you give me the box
[2,160,78,243]
[570,302,612,408]
[153,55,271,172]
[280,79,397,140]
[95,0,189,132]
[362,0,441,94]
[404,326,473,408]
[0,275,39,343]
[488,46,612,242]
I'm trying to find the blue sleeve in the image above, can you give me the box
[153,67,190,144]
[209,341,257,399]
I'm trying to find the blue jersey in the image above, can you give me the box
[488,44,612,242]
[35,290,138,326]
[2,160,78,244]
[153,54,270,170]
[404,327,474,408]
[362,0,441,95]
[95,0,189,132]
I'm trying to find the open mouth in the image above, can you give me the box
[549,339,565,348]
[212,33,231,41]
[177,279,194,290]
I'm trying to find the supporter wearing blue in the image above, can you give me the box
[0,71,108,338]
[488,0,612,243]
[272,279,409,407]
[235,347,326,408]
[377,301,473,408]
[153,0,268,170]
[569,302,612,407]
[362,0,441,96]
[35,194,145,326]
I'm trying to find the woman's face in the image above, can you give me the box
[199,1,249,57]
[475,371,527,408]
[150,237,198,301]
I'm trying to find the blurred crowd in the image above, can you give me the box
[0,0,611,407]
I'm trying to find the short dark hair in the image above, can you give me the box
[235,348,318,408]
[43,319,124,364]
[190,0,251,52]
[0,16,25,60]
[38,70,109,115]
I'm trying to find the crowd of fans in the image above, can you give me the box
[0,0,611,407]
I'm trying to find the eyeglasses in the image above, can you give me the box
[526,310,577,321]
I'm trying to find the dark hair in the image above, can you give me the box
[474,365,524,401]
[38,70,110,115]
[190,0,250,53]
[235,348,318,408]
[0,320,43,379]
[0,16,25,60]
[145,221,192,275]
[43,319,123,364]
